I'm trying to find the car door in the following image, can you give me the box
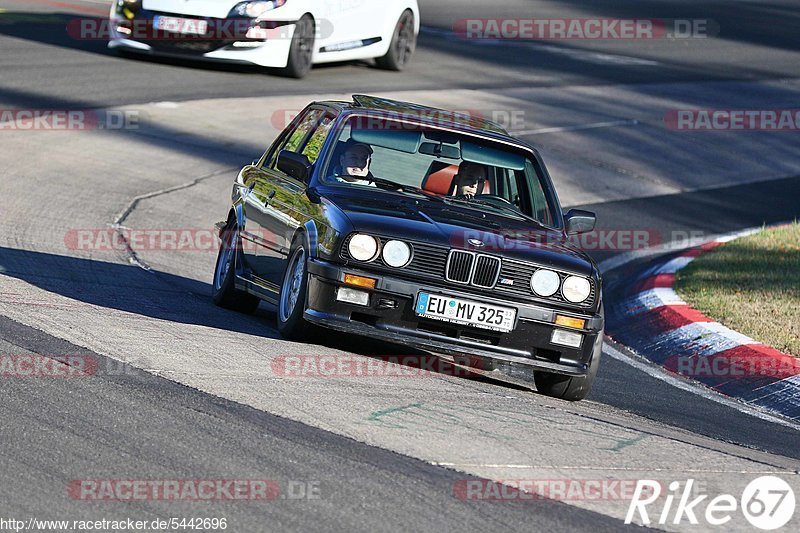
[320,0,382,49]
[241,108,333,292]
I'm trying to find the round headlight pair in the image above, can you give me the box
[530,269,591,303]
[348,234,411,268]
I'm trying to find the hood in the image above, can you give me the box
[323,188,596,276]
[143,0,239,18]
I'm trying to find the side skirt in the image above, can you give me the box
[236,275,280,305]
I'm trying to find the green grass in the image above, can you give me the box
[675,222,800,357]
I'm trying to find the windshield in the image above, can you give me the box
[320,115,558,227]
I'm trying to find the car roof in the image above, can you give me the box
[312,95,526,147]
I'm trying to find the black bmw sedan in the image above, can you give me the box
[213,95,603,401]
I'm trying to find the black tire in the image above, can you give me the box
[375,10,416,71]
[212,224,260,314]
[277,238,312,340]
[534,330,603,401]
[281,15,314,79]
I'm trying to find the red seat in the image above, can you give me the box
[422,162,458,195]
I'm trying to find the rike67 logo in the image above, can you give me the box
[626,476,795,530]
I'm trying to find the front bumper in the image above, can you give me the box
[107,14,294,68]
[305,258,604,377]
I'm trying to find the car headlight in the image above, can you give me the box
[530,269,560,297]
[348,234,379,262]
[562,276,592,303]
[382,240,411,268]
[229,0,286,18]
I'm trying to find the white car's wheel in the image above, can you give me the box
[376,10,416,71]
[281,15,314,78]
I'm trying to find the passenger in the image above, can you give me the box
[332,139,376,187]
[453,161,487,198]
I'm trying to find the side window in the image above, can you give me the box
[301,114,335,164]
[498,168,520,206]
[284,109,323,153]
[264,109,325,170]
[524,160,554,226]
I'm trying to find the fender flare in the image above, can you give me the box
[299,220,319,258]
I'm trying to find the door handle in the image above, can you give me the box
[255,190,276,209]
[245,189,275,208]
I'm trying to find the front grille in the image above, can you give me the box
[149,40,224,53]
[445,251,501,288]
[445,250,474,283]
[473,255,501,288]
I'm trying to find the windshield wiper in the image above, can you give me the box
[448,197,544,226]
[368,177,446,203]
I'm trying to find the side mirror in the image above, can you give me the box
[564,209,596,235]
[277,150,312,183]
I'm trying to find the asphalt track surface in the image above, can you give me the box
[1,1,799,531]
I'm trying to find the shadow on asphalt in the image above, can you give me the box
[0,246,520,389]
[0,245,282,338]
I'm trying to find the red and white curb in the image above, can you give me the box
[606,229,800,422]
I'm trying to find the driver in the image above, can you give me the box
[332,139,376,187]
[453,161,487,198]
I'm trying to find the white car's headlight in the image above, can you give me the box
[530,269,560,297]
[382,240,411,268]
[115,0,140,14]
[230,0,286,19]
[348,234,379,262]
[562,276,592,303]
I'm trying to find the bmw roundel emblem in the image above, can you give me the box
[468,238,484,247]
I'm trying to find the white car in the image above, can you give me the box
[108,0,420,78]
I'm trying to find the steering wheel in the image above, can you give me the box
[474,194,515,207]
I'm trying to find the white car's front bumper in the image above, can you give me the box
[108,22,295,68]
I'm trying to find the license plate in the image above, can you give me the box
[154,16,208,35]
[415,293,516,333]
